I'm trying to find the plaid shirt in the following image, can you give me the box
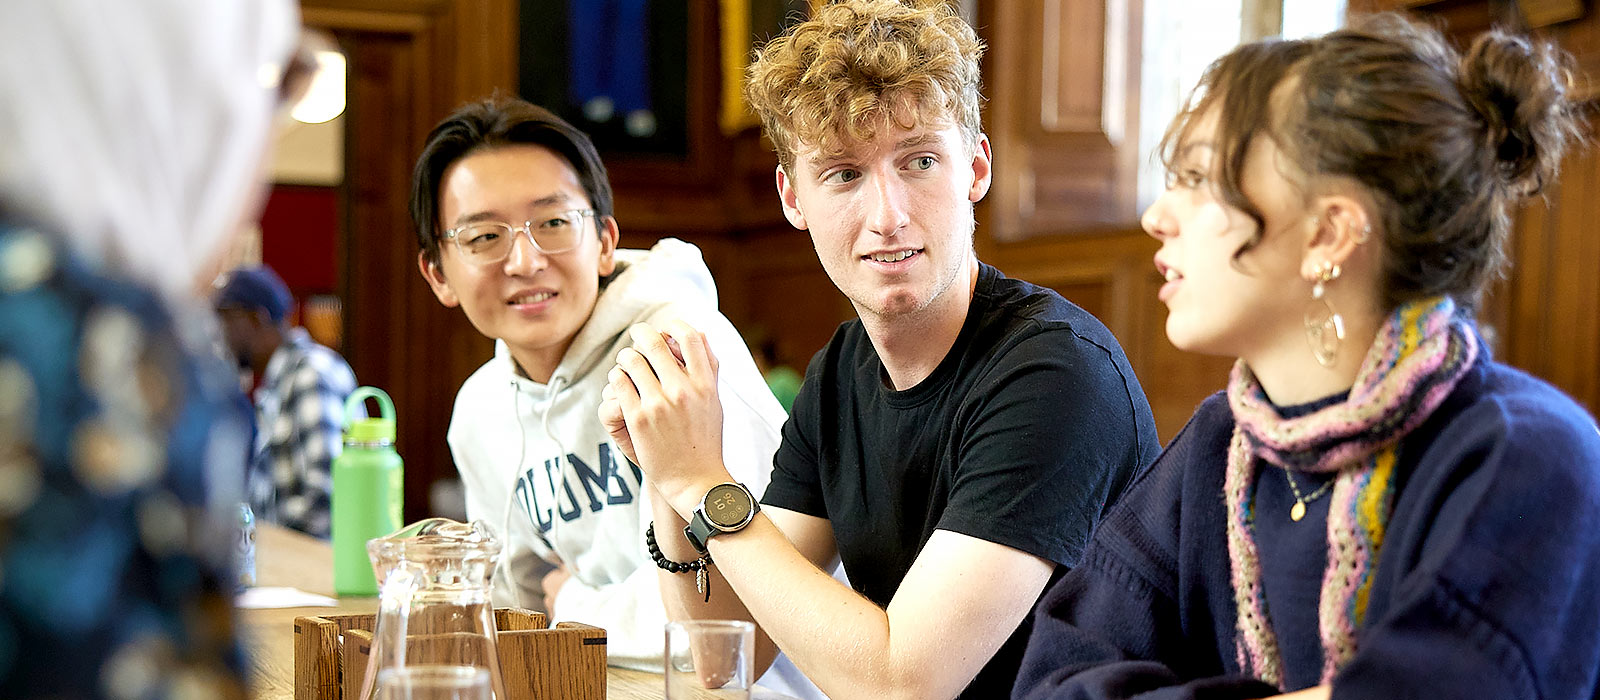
[248,327,357,539]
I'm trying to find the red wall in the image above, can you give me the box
[260,184,339,296]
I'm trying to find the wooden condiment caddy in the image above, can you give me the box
[293,608,605,699]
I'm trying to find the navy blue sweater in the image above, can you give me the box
[1013,358,1600,699]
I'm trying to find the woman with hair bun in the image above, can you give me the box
[1013,14,1598,700]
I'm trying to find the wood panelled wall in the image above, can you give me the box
[986,0,1144,237]
[312,0,1598,517]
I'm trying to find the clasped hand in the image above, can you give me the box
[598,321,730,515]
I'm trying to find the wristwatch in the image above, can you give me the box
[684,482,760,554]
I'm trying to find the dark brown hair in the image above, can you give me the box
[1160,13,1584,310]
[410,96,614,266]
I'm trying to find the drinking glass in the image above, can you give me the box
[665,620,755,699]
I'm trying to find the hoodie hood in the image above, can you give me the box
[445,236,790,672]
[490,237,718,393]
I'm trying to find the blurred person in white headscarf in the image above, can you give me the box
[0,0,303,697]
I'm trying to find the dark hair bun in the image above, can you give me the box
[1457,31,1583,198]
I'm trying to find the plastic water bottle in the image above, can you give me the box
[237,502,256,591]
[332,386,404,596]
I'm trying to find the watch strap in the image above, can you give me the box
[684,511,716,554]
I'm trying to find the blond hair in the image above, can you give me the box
[744,0,985,170]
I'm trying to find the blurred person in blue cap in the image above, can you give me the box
[215,264,358,540]
[0,0,304,697]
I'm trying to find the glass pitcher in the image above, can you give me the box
[359,518,507,700]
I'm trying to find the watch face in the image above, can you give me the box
[704,483,753,528]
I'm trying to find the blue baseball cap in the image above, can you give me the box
[214,265,292,324]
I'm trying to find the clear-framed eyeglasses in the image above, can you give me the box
[442,209,599,266]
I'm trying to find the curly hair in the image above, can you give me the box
[744,0,985,171]
[1160,13,1585,311]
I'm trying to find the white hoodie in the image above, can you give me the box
[446,239,810,686]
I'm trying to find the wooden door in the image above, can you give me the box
[301,0,517,521]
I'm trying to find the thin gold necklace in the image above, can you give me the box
[1284,470,1334,522]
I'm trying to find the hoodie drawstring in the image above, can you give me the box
[540,375,569,468]
[495,374,568,611]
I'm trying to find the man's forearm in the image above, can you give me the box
[647,490,779,669]
[675,514,916,700]
[713,514,928,700]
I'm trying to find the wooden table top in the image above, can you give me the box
[241,522,672,699]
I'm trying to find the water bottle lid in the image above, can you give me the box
[346,416,395,443]
[344,386,396,443]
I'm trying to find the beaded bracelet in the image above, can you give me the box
[646,522,713,602]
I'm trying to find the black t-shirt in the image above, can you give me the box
[762,262,1161,698]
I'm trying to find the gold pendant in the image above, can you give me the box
[1290,501,1307,522]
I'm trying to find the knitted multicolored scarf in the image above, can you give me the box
[1224,296,1478,688]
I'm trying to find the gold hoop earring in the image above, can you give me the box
[1304,261,1344,368]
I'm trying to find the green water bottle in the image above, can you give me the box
[332,386,403,596]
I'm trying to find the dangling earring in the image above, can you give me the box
[1304,261,1344,368]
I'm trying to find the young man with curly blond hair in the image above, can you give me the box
[600,1,1159,697]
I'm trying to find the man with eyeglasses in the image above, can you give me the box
[409,97,818,695]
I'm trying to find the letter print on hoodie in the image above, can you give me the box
[444,239,787,671]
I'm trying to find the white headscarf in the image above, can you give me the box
[0,0,300,300]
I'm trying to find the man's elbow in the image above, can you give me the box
[824,664,967,700]
[829,682,959,700]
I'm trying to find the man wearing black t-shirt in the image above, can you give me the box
[599,1,1160,697]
